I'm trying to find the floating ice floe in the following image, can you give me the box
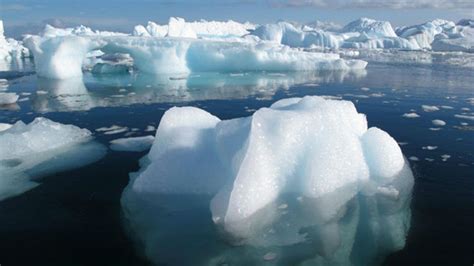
[423,146,438,150]
[421,105,440,112]
[0,92,19,105]
[0,117,105,200]
[121,96,414,265]
[110,135,155,152]
[402,112,420,118]
[454,114,474,121]
[432,119,446,126]
[441,154,451,161]
[144,125,156,132]
[96,125,129,135]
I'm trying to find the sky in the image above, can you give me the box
[1,0,473,38]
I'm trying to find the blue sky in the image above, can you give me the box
[1,0,473,38]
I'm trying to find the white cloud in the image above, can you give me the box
[270,0,474,9]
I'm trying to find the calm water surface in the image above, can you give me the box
[0,61,473,265]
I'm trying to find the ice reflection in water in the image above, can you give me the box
[32,69,366,113]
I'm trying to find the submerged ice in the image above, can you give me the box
[0,117,105,200]
[122,96,414,265]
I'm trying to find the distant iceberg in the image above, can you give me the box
[0,20,30,60]
[122,96,414,265]
[6,16,473,79]
[24,23,367,79]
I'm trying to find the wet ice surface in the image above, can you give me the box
[0,60,473,265]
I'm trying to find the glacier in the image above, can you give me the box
[121,96,414,265]
[0,117,106,200]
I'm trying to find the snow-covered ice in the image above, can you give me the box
[110,136,155,152]
[121,96,414,265]
[0,117,105,200]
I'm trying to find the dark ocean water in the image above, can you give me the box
[0,61,473,265]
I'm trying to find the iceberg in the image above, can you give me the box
[24,29,367,79]
[432,24,474,52]
[133,17,254,39]
[0,117,105,200]
[0,20,30,60]
[396,19,457,49]
[251,18,419,50]
[122,96,414,265]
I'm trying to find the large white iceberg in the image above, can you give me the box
[0,117,105,200]
[122,96,414,265]
[24,32,367,79]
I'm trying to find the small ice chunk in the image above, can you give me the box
[145,125,156,132]
[409,156,419,161]
[402,113,420,118]
[36,90,48,95]
[370,93,384,97]
[104,127,128,135]
[263,252,277,261]
[360,87,370,91]
[454,114,474,121]
[432,119,446,126]
[96,125,124,132]
[110,135,155,152]
[422,146,438,150]
[441,154,451,161]
[421,105,439,112]
[441,105,454,109]
[0,92,19,105]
